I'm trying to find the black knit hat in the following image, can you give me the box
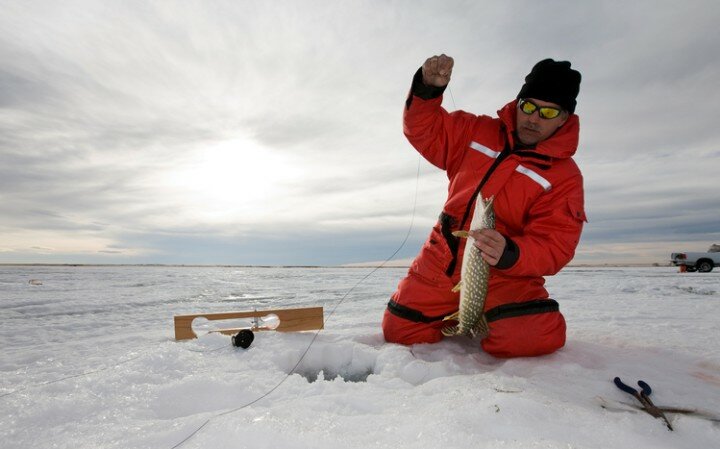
[517,59,581,114]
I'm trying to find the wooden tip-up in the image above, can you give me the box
[173,306,324,341]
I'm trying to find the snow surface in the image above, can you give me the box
[1,265,719,449]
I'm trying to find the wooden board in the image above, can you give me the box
[174,306,324,340]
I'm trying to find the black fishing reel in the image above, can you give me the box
[231,329,254,349]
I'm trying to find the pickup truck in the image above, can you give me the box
[671,249,720,272]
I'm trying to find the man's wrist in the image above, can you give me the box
[495,236,520,270]
[411,67,447,100]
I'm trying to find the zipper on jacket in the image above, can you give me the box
[444,141,512,277]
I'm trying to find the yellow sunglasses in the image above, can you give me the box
[518,99,563,119]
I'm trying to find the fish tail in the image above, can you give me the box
[470,315,490,339]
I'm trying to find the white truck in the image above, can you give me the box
[671,244,720,272]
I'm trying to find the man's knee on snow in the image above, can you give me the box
[481,310,566,358]
[382,309,444,345]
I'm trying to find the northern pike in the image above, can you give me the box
[441,196,494,338]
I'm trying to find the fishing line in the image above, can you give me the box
[6,82,444,443]
[0,352,144,399]
[171,83,462,449]
[0,330,234,400]
[170,150,424,449]
[448,85,458,110]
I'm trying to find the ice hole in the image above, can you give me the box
[277,342,378,383]
[293,366,375,383]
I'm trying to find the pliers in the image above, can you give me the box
[614,377,673,430]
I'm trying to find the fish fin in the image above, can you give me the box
[451,281,462,292]
[452,230,469,238]
[442,312,460,336]
[441,325,458,337]
[470,315,490,339]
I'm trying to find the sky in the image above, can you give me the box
[1,0,719,266]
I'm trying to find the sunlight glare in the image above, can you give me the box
[164,138,301,223]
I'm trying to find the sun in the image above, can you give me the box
[162,138,300,223]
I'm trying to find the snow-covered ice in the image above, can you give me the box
[1,265,719,448]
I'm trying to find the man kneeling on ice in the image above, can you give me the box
[383,55,586,358]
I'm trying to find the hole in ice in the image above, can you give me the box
[294,367,374,383]
[277,342,378,383]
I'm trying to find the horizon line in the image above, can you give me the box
[0,262,675,268]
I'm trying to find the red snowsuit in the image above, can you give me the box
[382,83,587,358]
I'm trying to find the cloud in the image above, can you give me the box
[1,1,718,265]
[246,115,346,150]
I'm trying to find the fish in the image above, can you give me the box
[441,195,494,338]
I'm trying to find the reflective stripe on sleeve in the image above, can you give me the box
[469,141,501,158]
